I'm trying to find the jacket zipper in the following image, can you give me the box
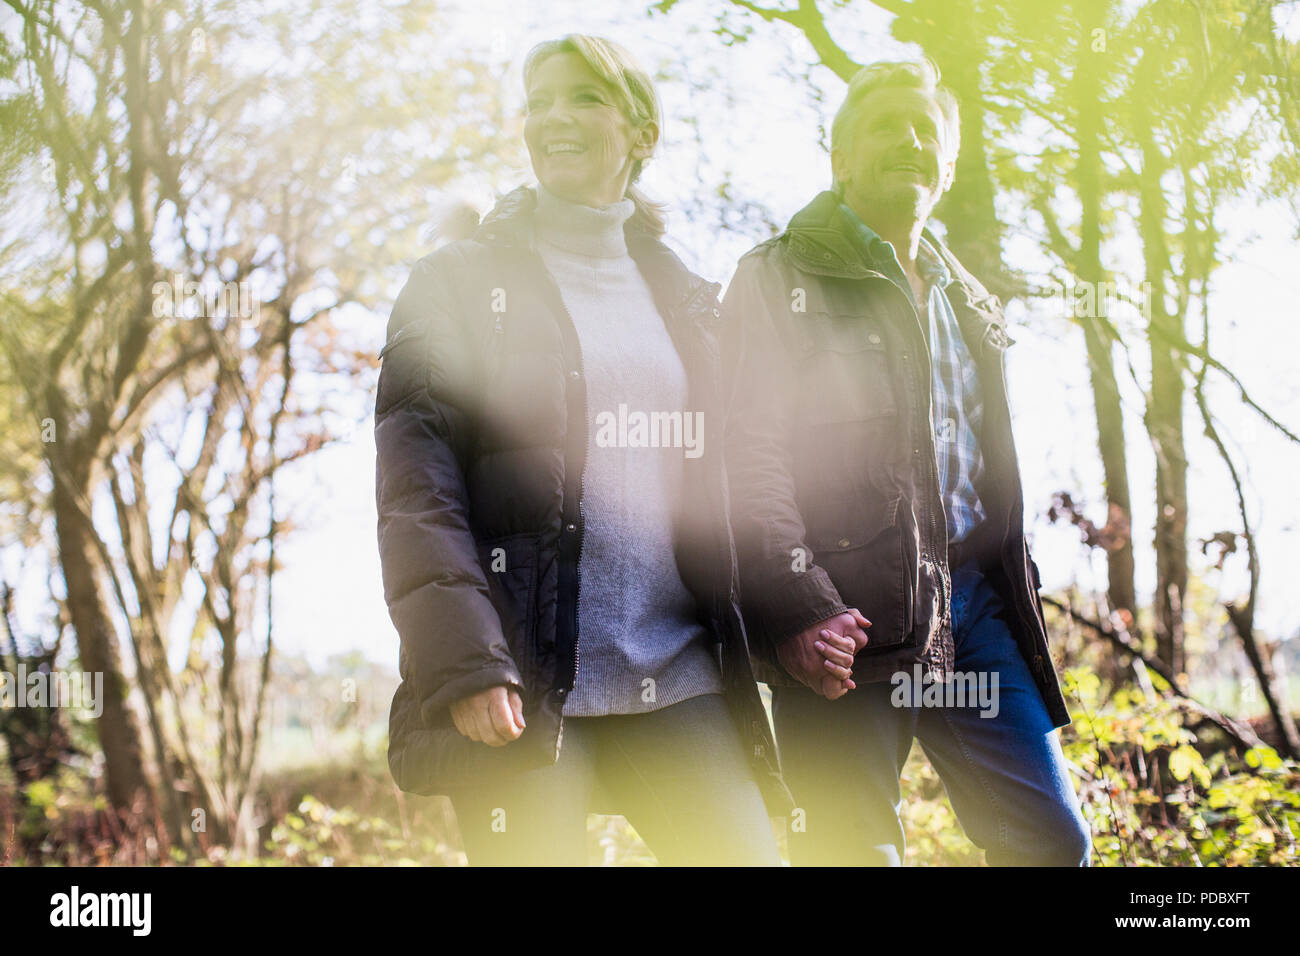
[878,273,950,636]
[918,339,951,649]
[573,481,585,693]
[526,255,588,696]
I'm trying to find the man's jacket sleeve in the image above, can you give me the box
[374,250,522,724]
[721,253,848,653]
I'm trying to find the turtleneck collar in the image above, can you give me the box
[533,182,634,259]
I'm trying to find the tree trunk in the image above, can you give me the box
[1136,126,1189,679]
[50,458,153,813]
[1074,3,1138,640]
[923,11,1008,297]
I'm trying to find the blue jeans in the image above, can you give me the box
[772,564,1091,866]
[446,692,781,866]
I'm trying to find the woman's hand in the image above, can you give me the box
[777,609,870,699]
[450,685,526,746]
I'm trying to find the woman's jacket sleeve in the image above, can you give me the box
[374,249,523,724]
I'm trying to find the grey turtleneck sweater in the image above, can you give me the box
[532,184,723,716]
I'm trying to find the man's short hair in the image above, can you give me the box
[830,58,961,190]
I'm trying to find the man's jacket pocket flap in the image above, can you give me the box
[807,494,902,553]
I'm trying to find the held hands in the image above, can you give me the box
[776,609,871,700]
[448,609,870,735]
[450,685,526,746]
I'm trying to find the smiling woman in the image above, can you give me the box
[522,35,666,234]
[374,33,791,866]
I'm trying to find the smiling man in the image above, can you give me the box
[722,59,1092,865]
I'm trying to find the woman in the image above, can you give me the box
[374,34,793,865]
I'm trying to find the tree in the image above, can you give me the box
[0,0,513,856]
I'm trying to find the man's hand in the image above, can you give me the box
[450,685,526,746]
[777,609,871,700]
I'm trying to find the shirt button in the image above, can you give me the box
[837,538,851,549]
[868,333,881,345]
[568,369,580,380]
[565,523,577,533]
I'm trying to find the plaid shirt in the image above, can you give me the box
[839,204,987,544]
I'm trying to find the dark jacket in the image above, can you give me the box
[722,190,1070,728]
[375,186,795,814]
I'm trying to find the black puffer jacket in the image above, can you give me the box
[375,186,793,814]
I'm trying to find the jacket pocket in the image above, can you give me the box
[793,311,898,424]
[375,323,430,416]
[805,494,913,651]
[475,532,542,703]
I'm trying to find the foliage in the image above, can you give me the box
[264,795,459,866]
[1064,668,1300,866]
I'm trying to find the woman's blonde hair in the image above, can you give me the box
[523,34,667,237]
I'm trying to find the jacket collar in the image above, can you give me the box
[781,190,876,279]
[836,202,952,289]
[473,185,719,320]
[781,190,1011,345]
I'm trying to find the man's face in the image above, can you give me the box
[832,85,956,223]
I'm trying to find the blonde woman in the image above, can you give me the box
[375,34,790,865]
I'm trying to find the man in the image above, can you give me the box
[723,59,1091,866]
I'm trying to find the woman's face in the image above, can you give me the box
[524,52,655,208]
